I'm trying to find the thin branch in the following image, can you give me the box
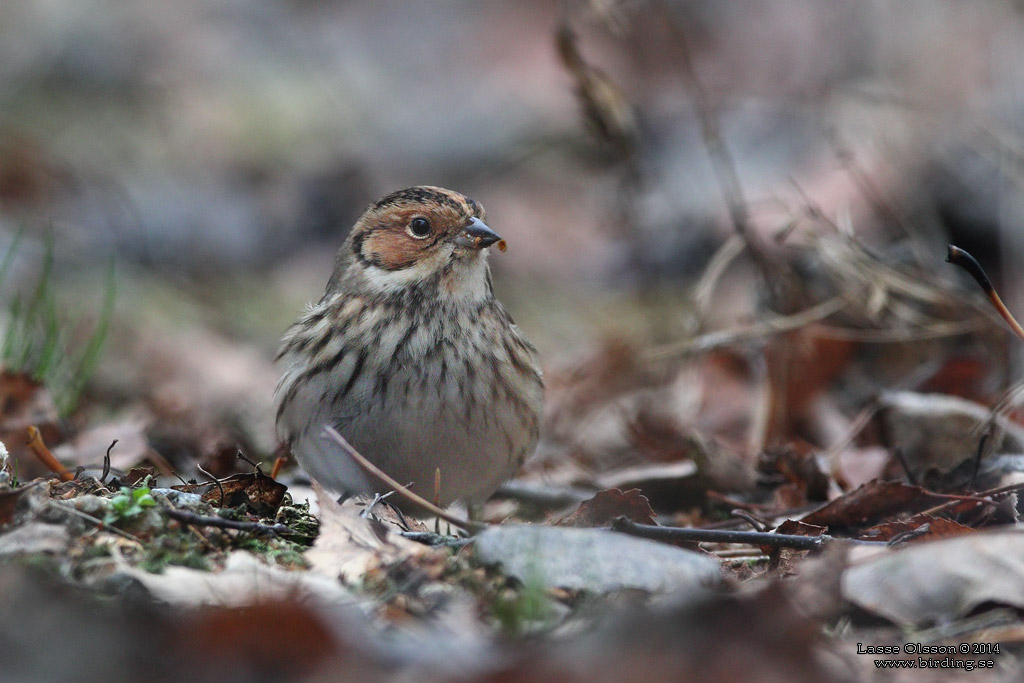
[611,516,887,550]
[915,480,1024,518]
[101,439,117,484]
[643,297,845,362]
[165,508,290,536]
[693,234,745,321]
[196,464,225,508]
[947,244,1024,342]
[811,319,988,343]
[47,501,143,544]
[659,3,757,254]
[322,427,485,534]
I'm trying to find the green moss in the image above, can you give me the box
[138,528,214,574]
[235,536,310,569]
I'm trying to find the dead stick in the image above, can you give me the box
[165,508,291,536]
[947,245,1024,342]
[916,480,1024,518]
[644,297,844,362]
[322,426,484,534]
[101,439,117,484]
[611,516,886,550]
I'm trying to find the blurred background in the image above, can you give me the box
[4,0,1024,484]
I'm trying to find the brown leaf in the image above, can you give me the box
[859,513,975,543]
[556,488,656,527]
[799,480,949,530]
[178,601,339,678]
[0,371,61,478]
[758,447,829,501]
[596,461,705,512]
[0,484,37,526]
[122,466,156,487]
[173,471,286,515]
[767,520,827,574]
[768,331,857,443]
[775,519,827,537]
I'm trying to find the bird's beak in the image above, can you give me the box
[454,217,502,249]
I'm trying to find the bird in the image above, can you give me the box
[274,186,544,508]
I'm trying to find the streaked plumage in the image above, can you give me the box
[275,186,543,506]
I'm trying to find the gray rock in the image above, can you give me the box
[474,525,722,596]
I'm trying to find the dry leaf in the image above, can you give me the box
[173,471,286,515]
[799,480,949,530]
[556,488,656,527]
[305,483,424,584]
[121,551,352,607]
[842,531,1024,625]
[879,391,1024,478]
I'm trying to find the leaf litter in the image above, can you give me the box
[8,7,1024,681]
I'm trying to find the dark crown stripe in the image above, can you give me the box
[373,187,466,215]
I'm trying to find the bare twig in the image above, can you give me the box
[47,501,143,544]
[947,244,1024,342]
[101,439,117,484]
[658,4,758,257]
[730,509,768,532]
[811,319,988,343]
[196,464,225,508]
[235,451,262,471]
[400,531,473,548]
[828,133,932,268]
[915,480,1024,518]
[611,516,886,550]
[361,491,396,518]
[693,234,745,321]
[643,297,845,362]
[969,430,990,491]
[165,508,290,536]
[322,427,484,534]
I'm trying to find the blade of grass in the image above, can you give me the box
[0,228,25,293]
[61,260,116,414]
[2,295,23,364]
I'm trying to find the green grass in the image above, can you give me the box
[0,231,116,415]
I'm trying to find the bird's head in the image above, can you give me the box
[331,186,502,299]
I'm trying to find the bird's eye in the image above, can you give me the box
[407,217,431,238]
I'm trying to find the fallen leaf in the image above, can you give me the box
[799,480,949,530]
[879,391,1024,479]
[506,583,841,682]
[0,482,39,526]
[177,601,340,678]
[305,483,424,584]
[842,531,1024,625]
[556,488,656,527]
[121,551,353,607]
[859,513,975,543]
[768,520,828,574]
[0,371,61,478]
[173,471,286,515]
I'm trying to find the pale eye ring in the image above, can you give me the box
[407,217,431,238]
